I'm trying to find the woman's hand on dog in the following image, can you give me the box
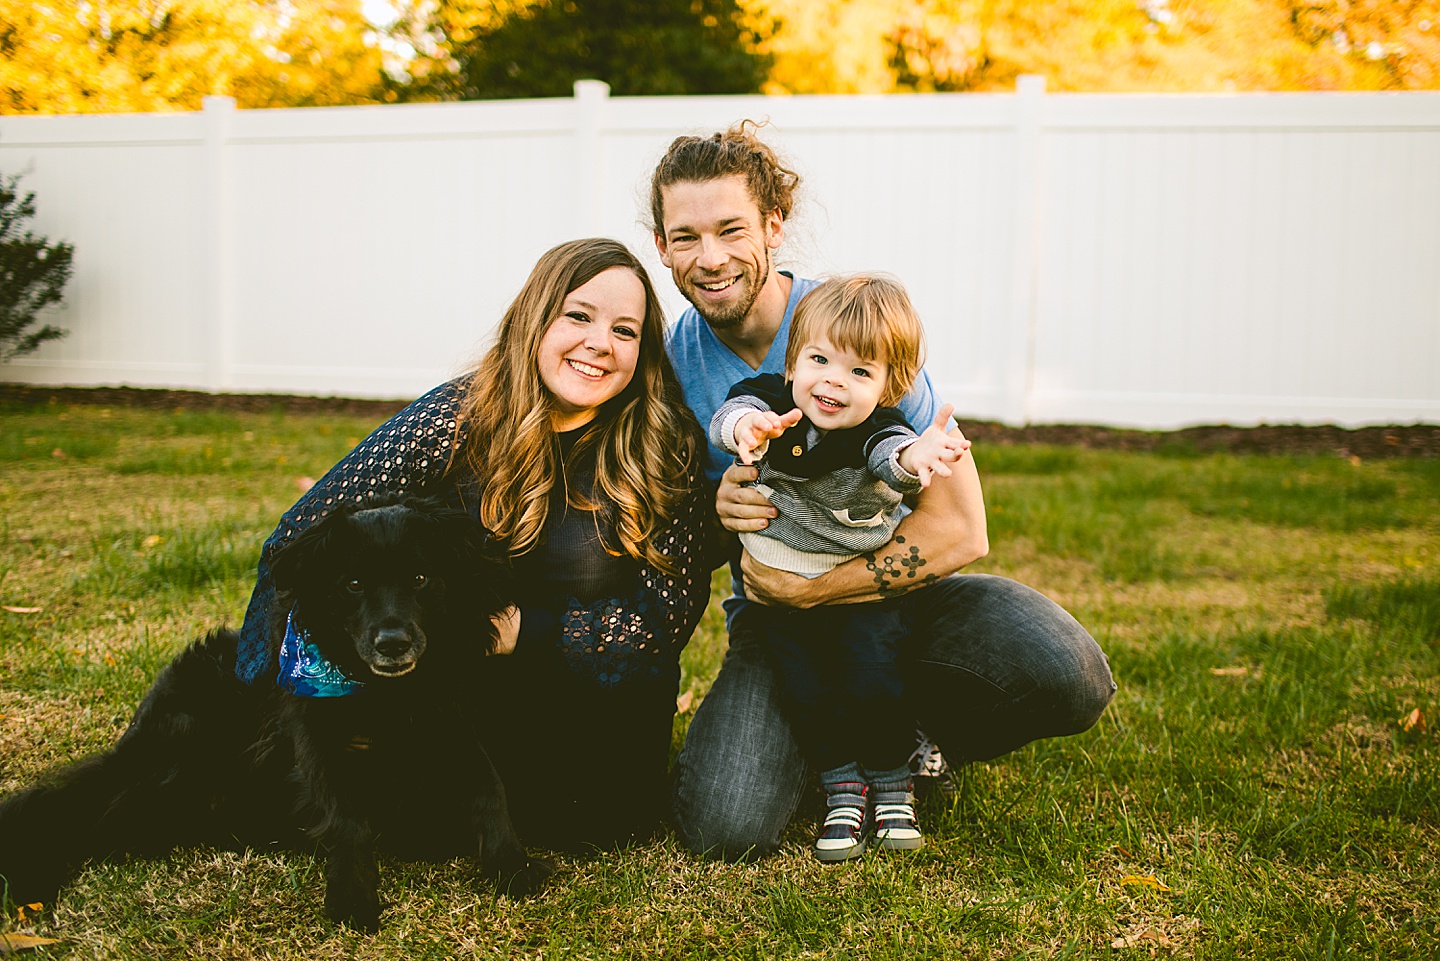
[490,606,520,655]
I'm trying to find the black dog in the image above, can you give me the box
[0,497,550,931]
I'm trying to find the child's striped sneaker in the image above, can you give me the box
[872,787,924,851]
[814,781,869,862]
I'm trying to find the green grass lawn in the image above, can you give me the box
[1,397,1437,959]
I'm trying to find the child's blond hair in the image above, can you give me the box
[785,274,925,408]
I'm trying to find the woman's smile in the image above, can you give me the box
[565,358,610,378]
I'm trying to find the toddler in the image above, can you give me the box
[709,274,969,861]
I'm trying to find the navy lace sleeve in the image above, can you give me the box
[235,381,467,684]
[540,456,715,690]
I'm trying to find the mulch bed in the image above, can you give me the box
[4,383,1438,459]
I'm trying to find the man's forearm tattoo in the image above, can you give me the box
[863,536,939,596]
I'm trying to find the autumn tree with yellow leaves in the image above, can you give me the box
[742,0,1440,93]
[0,0,386,113]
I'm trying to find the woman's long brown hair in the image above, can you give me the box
[457,238,701,572]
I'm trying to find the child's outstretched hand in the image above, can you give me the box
[733,408,803,465]
[898,403,971,488]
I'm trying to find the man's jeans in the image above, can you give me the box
[670,573,1117,859]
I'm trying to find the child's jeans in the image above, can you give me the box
[751,599,914,775]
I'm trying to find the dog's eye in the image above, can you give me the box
[345,577,363,593]
[414,573,428,589]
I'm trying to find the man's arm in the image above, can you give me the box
[722,426,989,608]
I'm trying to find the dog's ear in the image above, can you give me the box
[268,512,346,596]
[407,500,492,564]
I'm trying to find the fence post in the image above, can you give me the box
[573,80,610,237]
[1001,75,1044,426]
[202,95,236,392]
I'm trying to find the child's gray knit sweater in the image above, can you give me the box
[711,373,923,577]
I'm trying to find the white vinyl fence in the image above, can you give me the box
[2,79,1437,428]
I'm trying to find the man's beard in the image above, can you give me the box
[682,246,770,331]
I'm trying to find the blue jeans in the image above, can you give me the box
[670,573,1116,859]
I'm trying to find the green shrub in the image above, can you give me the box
[0,171,74,362]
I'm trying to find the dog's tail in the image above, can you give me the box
[0,630,272,907]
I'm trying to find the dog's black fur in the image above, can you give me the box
[0,497,550,931]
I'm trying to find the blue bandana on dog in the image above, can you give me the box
[277,609,366,698]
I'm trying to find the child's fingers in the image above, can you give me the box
[931,402,956,432]
[941,438,972,460]
[757,413,791,439]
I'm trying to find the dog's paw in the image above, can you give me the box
[324,880,382,933]
[0,869,65,912]
[496,857,554,899]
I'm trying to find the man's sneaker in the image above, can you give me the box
[814,781,869,863]
[872,789,925,851]
[908,728,957,799]
[908,728,950,779]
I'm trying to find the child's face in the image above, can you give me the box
[788,335,889,431]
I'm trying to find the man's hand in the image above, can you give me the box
[733,408,803,464]
[489,605,520,655]
[898,404,971,488]
[740,550,830,608]
[716,461,778,533]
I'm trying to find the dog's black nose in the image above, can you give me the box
[374,630,412,659]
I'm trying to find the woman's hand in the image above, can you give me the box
[490,605,520,655]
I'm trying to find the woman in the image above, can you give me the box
[235,238,714,849]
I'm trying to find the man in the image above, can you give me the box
[653,122,1116,859]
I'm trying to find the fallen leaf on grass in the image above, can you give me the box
[675,690,694,714]
[1112,928,1173,949]
[1209,666,1249,677]
[1,607,42,615]
[1399,708,1425,732]
[0,933,60,953]
[1120,875,1172,891]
